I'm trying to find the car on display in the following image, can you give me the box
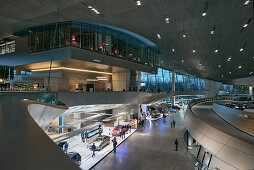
[112,125,127,136]
[89,135,110,151]
[67,152,82,165]
[151,112,161,118]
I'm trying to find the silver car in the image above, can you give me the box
[90,135,110,151]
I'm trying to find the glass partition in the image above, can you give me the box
[28,21,159,67]
[141,68,205,93]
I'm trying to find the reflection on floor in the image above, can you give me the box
[93,107,197,170]
[64,127,136,170]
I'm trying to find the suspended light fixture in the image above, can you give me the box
[136,0,142,6]
[242,18,251,30]
[244,0,250,5]
[165,17,170,23]
[240,42,247,51]
[157,34,161,39]
[210,25,216,35]
[202,0,208,16]
[215,44,220,53]
[172,48,175,52]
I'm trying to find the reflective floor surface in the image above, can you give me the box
[92,108,196,170]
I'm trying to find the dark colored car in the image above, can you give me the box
[67,152,81,165]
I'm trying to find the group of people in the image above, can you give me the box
[58,141,69,154]
[170,119,176,128]
[138,118,145,128]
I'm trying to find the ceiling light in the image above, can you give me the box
[161,60,164,63]
[136,0,141,6]
[244,0,250,5]
[87,6,101,15]
[87,79,98,82]
[210,25,216,35]
[240,42,247,51]
[30,67,112,75]
[238,66,242,69]
[157,34,161,39]
[172,48,175,52]
[165,18,170,23]
[182,60,184,63]
[202,0,208,16]
[250,72,253,74]
[242,18,251,29]
[96,77,108,79]
[227,57,231,61]
[183,34,186,38]
[199,62,202,66]
[88,6,93,9]
[193,49,196,53]
[221,75,224,78]
[240,48,243,51]
[215,49,218,53]
[229,72,232,74]
[218,65,221,68]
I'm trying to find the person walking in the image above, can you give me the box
[81,132,85,142]
[175,138,178,151]
[172,120,176,128]
[85,131,89,142]
[123,129,125,138]
[91,143,96,157]
[129,124,132,133]
[64,142,68,154]
[113,140,117,153]
[170,121,173,128]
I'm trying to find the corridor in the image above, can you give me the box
[92,108,196,170]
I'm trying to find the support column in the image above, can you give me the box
[171,71,176,106]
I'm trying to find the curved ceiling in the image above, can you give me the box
[0,0,253,82]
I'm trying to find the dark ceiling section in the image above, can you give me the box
[0,0,253,81]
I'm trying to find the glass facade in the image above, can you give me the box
[0,40,15,55]
[140,68,205,92]
[28,21,159,67]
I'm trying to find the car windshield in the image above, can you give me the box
[114,126,121,130]
[95,137,103,141]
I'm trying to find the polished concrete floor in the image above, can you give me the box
[92,108,196,170]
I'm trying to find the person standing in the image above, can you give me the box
[175,138,178,151]
[85,131,89,142]
[91,143,96,157]
[123,129,125,138]
[64,142,68,154]
[113,140,117,153]
[129,124,132,133]
[170,121,173,128]
[81,132,85,142]
[173,120,176,128]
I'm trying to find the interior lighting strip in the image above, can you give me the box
[30,67,112,75]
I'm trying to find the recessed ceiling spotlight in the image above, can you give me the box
[240,48,243,51]
[182,60,184,63]
[183,34,186,38]
[229,72,232,74]
[172,48,175,52]
[227,57,232,61]
[244,0,250,5]
[250,72,253,74]
[218,65,221,68]
[157,34,161,39]
[199,62,202,66]
[136,0,142,6]
[161,60,164,63]
[221,75,224,77]
[202,12,207,16]
[193,49,196,53]
[215,49,218,53]
[238,65,242,69]
[240,42,247,51]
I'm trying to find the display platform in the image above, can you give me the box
[146,114,163,121]
[62,126,136,170]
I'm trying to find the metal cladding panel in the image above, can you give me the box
[0,100,80,170]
